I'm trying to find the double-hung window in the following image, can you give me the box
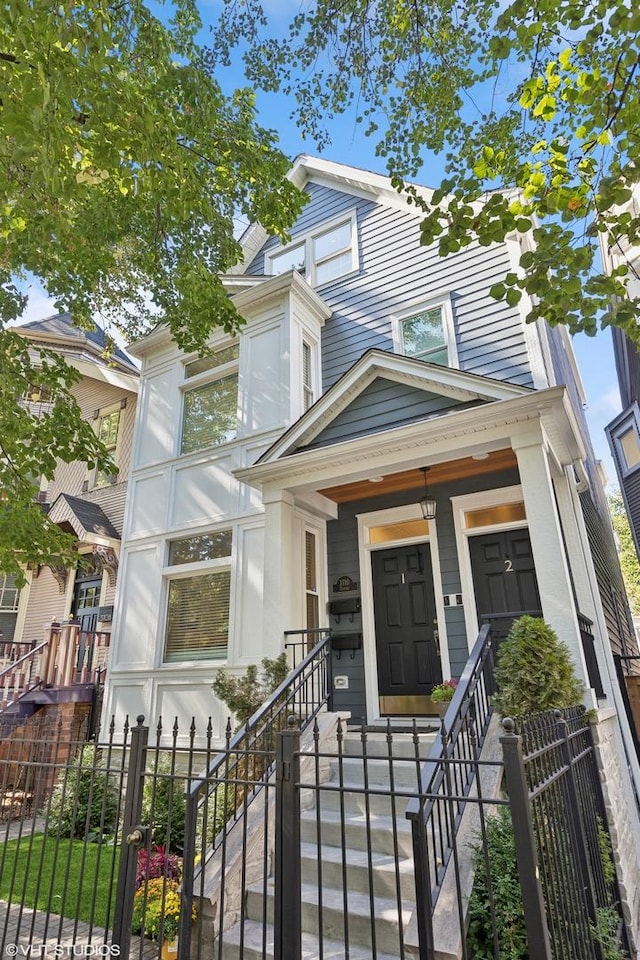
[164,530,233,662]
[393,297,457,368]
[91,401,125,487]
[267,211,358,287]
[181,343,239,455]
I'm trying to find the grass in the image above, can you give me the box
[0,834,120,928]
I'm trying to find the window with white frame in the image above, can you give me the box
[616,420,640,474]
[266,212,358,287]
[164,530,232,662]
[305,530,320,632]
[394,298,457,367]
[93,402,124,486]
[0,575,19,613]
[302,341,314,411]
[181,342,239,455]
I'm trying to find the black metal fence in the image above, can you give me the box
[0,703,631,960]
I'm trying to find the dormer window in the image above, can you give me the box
[266,211,358,287]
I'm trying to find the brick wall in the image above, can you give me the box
[591,708,640,950]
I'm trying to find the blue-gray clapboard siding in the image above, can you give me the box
[245,181,536,391]
[300,380,483,450]
[326,465,521,720]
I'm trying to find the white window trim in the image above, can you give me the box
[90,401,124,488]
[451,485,528,650]
[610,409,640,478]
[356,503,448,726]
[179,342,240,456]
[265,209,359,288]
[391,294,458,368]
[160,532,234,666]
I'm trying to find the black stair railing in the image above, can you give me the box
[178,628,332,958]
[406,622,497,951]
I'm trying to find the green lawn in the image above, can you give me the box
[0,834,120,927]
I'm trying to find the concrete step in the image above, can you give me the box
[315,778,420,817]
[341,730,437,759]
[300,840,417,900]
[332,755,426,788]
[220,918,411,960]
[300,807,414,858]
[246,880,416,956]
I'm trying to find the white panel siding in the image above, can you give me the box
[129,472,171,537]
[234,523,265,662]
[135,365,179,467]
[110,545,161,668]
[243,324,287,433]
[171,453,239,528]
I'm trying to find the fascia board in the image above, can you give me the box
[231,270,332,324]
[67,357,139,392]
[236,386,573,489]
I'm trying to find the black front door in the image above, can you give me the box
[469,528,542,644]
[372,543,442,715]
[73,575,102,676]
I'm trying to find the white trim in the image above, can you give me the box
[391,294,459,369]
[451,485,527,647]
[265,209,359,288]
[357,503,449,725]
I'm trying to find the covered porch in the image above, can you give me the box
[237,353,610,725]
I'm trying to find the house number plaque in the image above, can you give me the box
[333,575,358,593]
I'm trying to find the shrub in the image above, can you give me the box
[494,616,584,717]
[141,753,185,854]
[466,806,528,960]
[136,845,181,888]
[45,744,120,841]
[212,653,289,728]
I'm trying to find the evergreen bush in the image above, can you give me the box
[45,744,120,841]
[212,653,289,728]
[494,616,584,717]
[141,753,185,854]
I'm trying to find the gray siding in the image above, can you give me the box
[302,380,481,449]
[246,182,536,392]
[326,466,521,719]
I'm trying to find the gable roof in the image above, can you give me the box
[47,494,120,544]
[236,155,434,274]
[17,312,139,377]
[257,349,532,464]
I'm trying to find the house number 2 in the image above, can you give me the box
[504,559,514,573]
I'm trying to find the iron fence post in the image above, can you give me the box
[179,787,198,960]
[555,711,605,959]
[500,718,553,960]
[113,715,149,954]
[408,811,436,960]
[274,716,301,960]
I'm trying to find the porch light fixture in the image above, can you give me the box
[419,466,437,521]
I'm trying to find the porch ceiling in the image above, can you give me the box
[318,448,518,503]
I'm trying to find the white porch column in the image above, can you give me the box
[512,426,592,693]
[262,488,298,658]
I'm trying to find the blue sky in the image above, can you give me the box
[19,0,623,487]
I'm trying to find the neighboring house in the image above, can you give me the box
[104,156,639,771]
[1,314,138,715]
[604,186,640,563]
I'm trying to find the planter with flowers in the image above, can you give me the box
[430,679,458,718]
[132,847,197,958]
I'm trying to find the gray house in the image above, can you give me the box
[103,152,635,742]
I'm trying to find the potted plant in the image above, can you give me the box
[430,678,458,717]
[132,877,196,958]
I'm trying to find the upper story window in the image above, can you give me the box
[163,530,232,662]
[302,341,314,412]
[181,343,239,455]
[615,419,640,475]
[393,296,458,368]
[266,211,358,287]
[93,402,124,486]
[0,575,19,613]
